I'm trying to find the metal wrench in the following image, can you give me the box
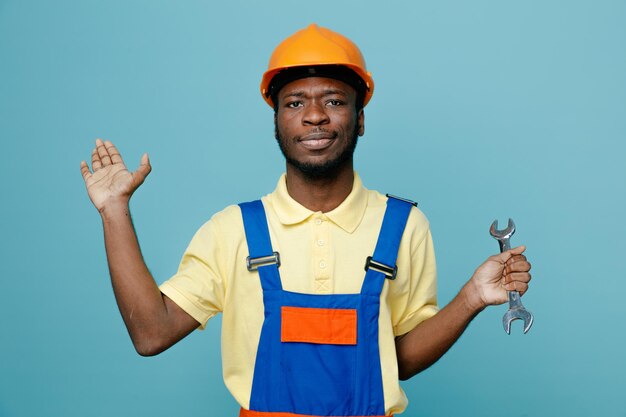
[489,219,534,334]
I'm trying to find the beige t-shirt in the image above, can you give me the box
[160,172,438,415]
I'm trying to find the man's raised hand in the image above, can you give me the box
[80,139,151,213]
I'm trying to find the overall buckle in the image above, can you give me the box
[364,256,397,280]
[246,252,281,271]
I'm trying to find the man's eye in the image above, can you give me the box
[287,101,302,108]
[327,100,343,106]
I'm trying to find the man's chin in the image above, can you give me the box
[287,158,348,179]
[278,131,359,179]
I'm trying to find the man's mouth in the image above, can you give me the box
[298,131,337,151]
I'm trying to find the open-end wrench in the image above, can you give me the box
[489,219,534,334]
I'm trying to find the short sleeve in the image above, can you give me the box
[159,217,226,330]
[391,209,439,336]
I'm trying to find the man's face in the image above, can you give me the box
[274,76,364,179]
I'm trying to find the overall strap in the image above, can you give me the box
[361,196,414,296]
[239,200,283,291]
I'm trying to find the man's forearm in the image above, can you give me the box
[81,142,199,355]
[395,281,484,380]
[100,200,171,355]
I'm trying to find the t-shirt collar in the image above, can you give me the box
[269,172,368,234]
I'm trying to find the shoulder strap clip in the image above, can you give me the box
[364,256,397,280]
[246,252,281,271]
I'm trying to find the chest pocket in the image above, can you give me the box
[281,306,357,345]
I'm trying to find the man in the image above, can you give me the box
[80,24,532,417]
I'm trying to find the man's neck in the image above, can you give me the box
[284,163,354,213]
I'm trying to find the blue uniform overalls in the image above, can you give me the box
[238,196,413,417]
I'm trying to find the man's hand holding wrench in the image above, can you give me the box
[465,220,533,334]
[490,219,534,334]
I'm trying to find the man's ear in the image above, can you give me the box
[274,112,279,140]
[357,109,365,137]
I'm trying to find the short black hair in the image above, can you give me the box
[268,65,366,112]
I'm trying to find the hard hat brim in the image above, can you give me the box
[263,65,372,109]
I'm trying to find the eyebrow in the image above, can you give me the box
[282,88,349,100]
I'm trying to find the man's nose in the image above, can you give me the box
[302,102,330,125]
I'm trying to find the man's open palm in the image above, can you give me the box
[80,139,151,212]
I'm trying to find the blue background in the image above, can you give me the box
[1,0,625,416]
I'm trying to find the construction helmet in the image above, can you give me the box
[261,24,374,108]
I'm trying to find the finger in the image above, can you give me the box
[103,140,124,165]
[91,148,102,171]
[96,138,112,166]
[508,254,527,262]
[80,160,92,180]
[133,153,152,185]
[506,259,531,274]
[504,257,532,273]
[504,281,528,295]
[503,272,531,285]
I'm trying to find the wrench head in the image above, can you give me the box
[502,308,533,334]
[489,218,516,240]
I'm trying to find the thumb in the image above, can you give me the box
[509,245,526,255]
[133,153,152,183]
[493,245,526,264]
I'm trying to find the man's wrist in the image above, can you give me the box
[460,279,487,314]
[99,198,131,222]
